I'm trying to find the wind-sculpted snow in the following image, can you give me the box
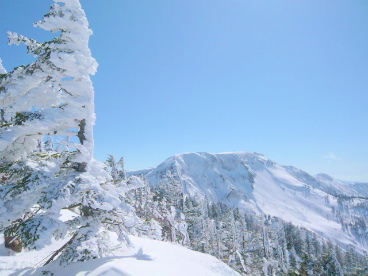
[131,152,368,253]
[0,234,241,276]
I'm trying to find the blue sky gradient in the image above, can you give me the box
[1,0,367,181]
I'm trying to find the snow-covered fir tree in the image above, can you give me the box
[0,0,139,265]
[0,59,6,75]
[127,183,368,275]
[97,152,368,275]
[105,154,126,182]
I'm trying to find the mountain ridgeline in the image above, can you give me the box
[125,152,368,275]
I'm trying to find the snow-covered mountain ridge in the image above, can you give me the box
[130,152,368,252]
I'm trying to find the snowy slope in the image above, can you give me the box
[0,234,240,276]
[314,173,361,196]
[314,173,368,198]
[131,152,368,252]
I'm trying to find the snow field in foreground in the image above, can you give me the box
[0,235,240,276]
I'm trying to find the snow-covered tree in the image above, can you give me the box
[131,182,163,241]
[0,59,6,126]
[0,0,98,164]
[105,154,126,183]
[154,172,189,244]
[0,59,6,75]
[0,0,138,265]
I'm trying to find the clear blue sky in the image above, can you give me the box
[1,1,367,181]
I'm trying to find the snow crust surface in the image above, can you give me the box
[0,234,240,276]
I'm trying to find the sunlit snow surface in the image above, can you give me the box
[130,152,368,253]
[0,234,240,276]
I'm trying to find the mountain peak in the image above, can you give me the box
[130,151,368,253]
[315,173,334,181]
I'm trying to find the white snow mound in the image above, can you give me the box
[0,235,240,276]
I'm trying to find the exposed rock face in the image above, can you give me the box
[5,235,22,252]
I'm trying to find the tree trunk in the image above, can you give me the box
[44,234,77,266]
[4,234,22,252]
[77,119,86,145]
[76,119,87,172]
[0,109,5,124]
[77,162,87,172]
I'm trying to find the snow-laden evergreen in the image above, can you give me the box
[128,152,368,275]
[129,152,368,253]
[105,154,126,182]
[1,0,97,166]
[146,184,366,275]
[0,0,139,265]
